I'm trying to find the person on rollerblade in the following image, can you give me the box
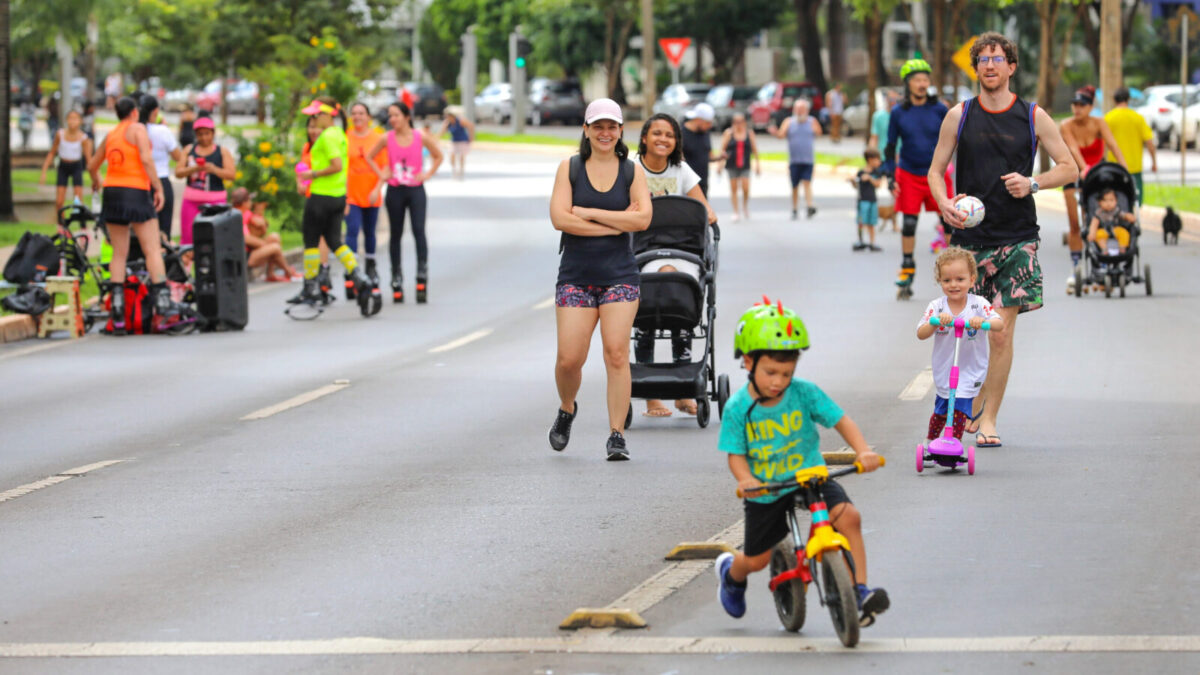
[927,33,1076,448]
[289,98,381,317]
[884,59,948,299]
[715,300,888,627]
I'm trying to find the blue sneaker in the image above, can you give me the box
[856,584,890,627]
[715,552,746,618]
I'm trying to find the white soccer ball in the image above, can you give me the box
[954,196,985,228]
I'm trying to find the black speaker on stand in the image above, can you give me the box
[193,204,248,330]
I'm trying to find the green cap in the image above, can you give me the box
[733,296,810,358]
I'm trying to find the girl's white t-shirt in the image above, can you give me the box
[148,123,180,178]
[635,154,701,197]
[918,293,1001,398]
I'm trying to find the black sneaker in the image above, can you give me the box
[791,209,798,220]
[606,431,629,461]
[548,402,577,451]
[806,206,818,219]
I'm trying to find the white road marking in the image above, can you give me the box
[0,335,97,362]
[532,296,555,310]
[0,459,128,505]
[899,367,934,401]
[240,383,349,421]
[428,328,493,354]
[2,634,1197,657]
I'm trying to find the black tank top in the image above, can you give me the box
[557,158,639,287]
[725,134,749,170]
[953,96,1039,247]
[187,145,224,192]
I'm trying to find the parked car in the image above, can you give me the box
[194,79,223,112]
[475,83,514,124]
[706,84,759,131]
[403,82,447,118]
[927,84,974,106]
[1165,96,1200,150]
[163,87,195,112]
[225,81,260,115]
[528,78,586,126]
[652,83,713,123]
[842,86,903,139]
[748,81,823,131]
[1136,85,1200,148]
[359,79,400,119]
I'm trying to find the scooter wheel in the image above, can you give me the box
[967,445,976,475]
[915,444,925,473]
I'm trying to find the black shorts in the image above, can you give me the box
[57,160,84,188]
[102,186,157,226]
[743,479,852,557]
[789,162,814,187]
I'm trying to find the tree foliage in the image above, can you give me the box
[660,0,781,83]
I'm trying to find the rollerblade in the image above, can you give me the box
[391,269,404,303]
[416,263,428,304]
[108,281,126,336]
[352,268,382,317]
[895,265,915,300]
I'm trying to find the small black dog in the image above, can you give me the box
[1162,206,1182,245]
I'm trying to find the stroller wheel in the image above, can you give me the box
[1144,265,1153,296]
[716,374,730,420]
[696,399,711,428]
[1104,275,1112,298]
[1119,273,1127,298]
[624,403,633,430]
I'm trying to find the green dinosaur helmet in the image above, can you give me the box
[733,296,810,358]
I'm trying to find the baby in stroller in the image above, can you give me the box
[1086,188,1136,256]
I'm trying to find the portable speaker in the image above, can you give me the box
[192,204,248,330]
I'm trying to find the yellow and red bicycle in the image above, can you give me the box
[738,459,884,647]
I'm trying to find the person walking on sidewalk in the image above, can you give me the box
[770,99,822,220]
[1060,85,1127,293]
[927,32,1076,448]
[437,106,475,179]
[343,102,387,299]
[716,113,761,221]
[366,101,444,304]
[86,96,185,333]
[548,99,652,461]
[826,83,846,143]
[681,103,717,196]
[885,59,948,292]
[1104,87,1157,206]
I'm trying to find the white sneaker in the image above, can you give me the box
[730,213,741,222]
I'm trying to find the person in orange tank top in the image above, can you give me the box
[341,102,387,297]
[1059,86,1127,292]
[86,96,182,335]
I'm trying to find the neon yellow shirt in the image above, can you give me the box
[310,125,348,197]
[1104,107,1152,174]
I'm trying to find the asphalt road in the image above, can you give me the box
[1,149,1198,674]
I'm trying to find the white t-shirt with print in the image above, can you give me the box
[918,294,1001,398]
[635,154,701,197]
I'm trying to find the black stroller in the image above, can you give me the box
[1072,162,1153,298]
[628,195,728,428]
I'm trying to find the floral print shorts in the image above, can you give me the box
[555,283,640,308]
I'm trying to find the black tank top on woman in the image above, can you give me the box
[953,95,1039,247]
[557,158,639,287]
[724,135,749,171]
[187,145,224,191]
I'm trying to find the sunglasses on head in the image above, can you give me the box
[976,55,1008,65]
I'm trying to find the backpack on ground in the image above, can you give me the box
[3,231,60,285]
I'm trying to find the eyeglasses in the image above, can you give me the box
[977,55,1008,65]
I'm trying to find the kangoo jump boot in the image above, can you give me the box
[365,257,380,287]
[416,263,428,304]
[317,264,334,305]
[109,281,126,336]
[352,268,382,317]
[391,269,404,303]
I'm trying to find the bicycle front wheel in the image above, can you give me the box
[820,550,860,647]
[770,540,806,632]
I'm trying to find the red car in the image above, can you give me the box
[747,81,824,131]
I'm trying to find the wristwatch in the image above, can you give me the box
[1029,177,1040,194]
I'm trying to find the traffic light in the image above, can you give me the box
[515,37,532,69]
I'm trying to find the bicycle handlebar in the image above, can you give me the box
[929,316,990,331]
[736,457,886,499]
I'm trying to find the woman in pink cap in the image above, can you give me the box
[175,115,235,244]
[548,98,652,462]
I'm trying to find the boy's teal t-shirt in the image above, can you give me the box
[718,378,845,504]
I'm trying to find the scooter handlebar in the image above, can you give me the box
[929,316,991,331]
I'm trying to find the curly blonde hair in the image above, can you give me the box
[934,246,978,282]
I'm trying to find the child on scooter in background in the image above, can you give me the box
[715,299,889,628]
[916,247,1003,443]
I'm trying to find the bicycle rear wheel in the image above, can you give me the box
[820,550,860,647]
[769,540,806,632]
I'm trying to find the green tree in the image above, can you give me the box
[419,0,528,91]
[525,0,607,79]
[661,0,782,83]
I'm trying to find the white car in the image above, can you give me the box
[842,87,903,139]
[474,83,514,124]
[1140,85,1200,149]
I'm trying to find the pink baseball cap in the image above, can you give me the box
[301,99,338,116]
[584,98,623,125]
[193,117,215,130]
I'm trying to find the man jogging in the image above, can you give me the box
[928,32,1076,448]
[885,59,948,298]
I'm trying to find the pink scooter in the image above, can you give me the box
[916,315,990,475]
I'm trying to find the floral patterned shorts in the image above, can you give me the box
[555,283,640,308]
[961,239,1043,313]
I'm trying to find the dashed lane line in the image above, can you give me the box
[0,335,98,363]
[0,459,129,505]
[1,634,1197,657]
[899,367,934,401]
[428,328,493,354]
[240,382,350,421]
[532,296,555,310]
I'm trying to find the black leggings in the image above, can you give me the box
[303,194,346,250]
[156,178,175,239]
[385,185,427,273]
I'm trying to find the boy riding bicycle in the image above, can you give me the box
[715,299,890,627]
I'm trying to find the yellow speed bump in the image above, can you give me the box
[558,608,647,630]
[664,542,735,560]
